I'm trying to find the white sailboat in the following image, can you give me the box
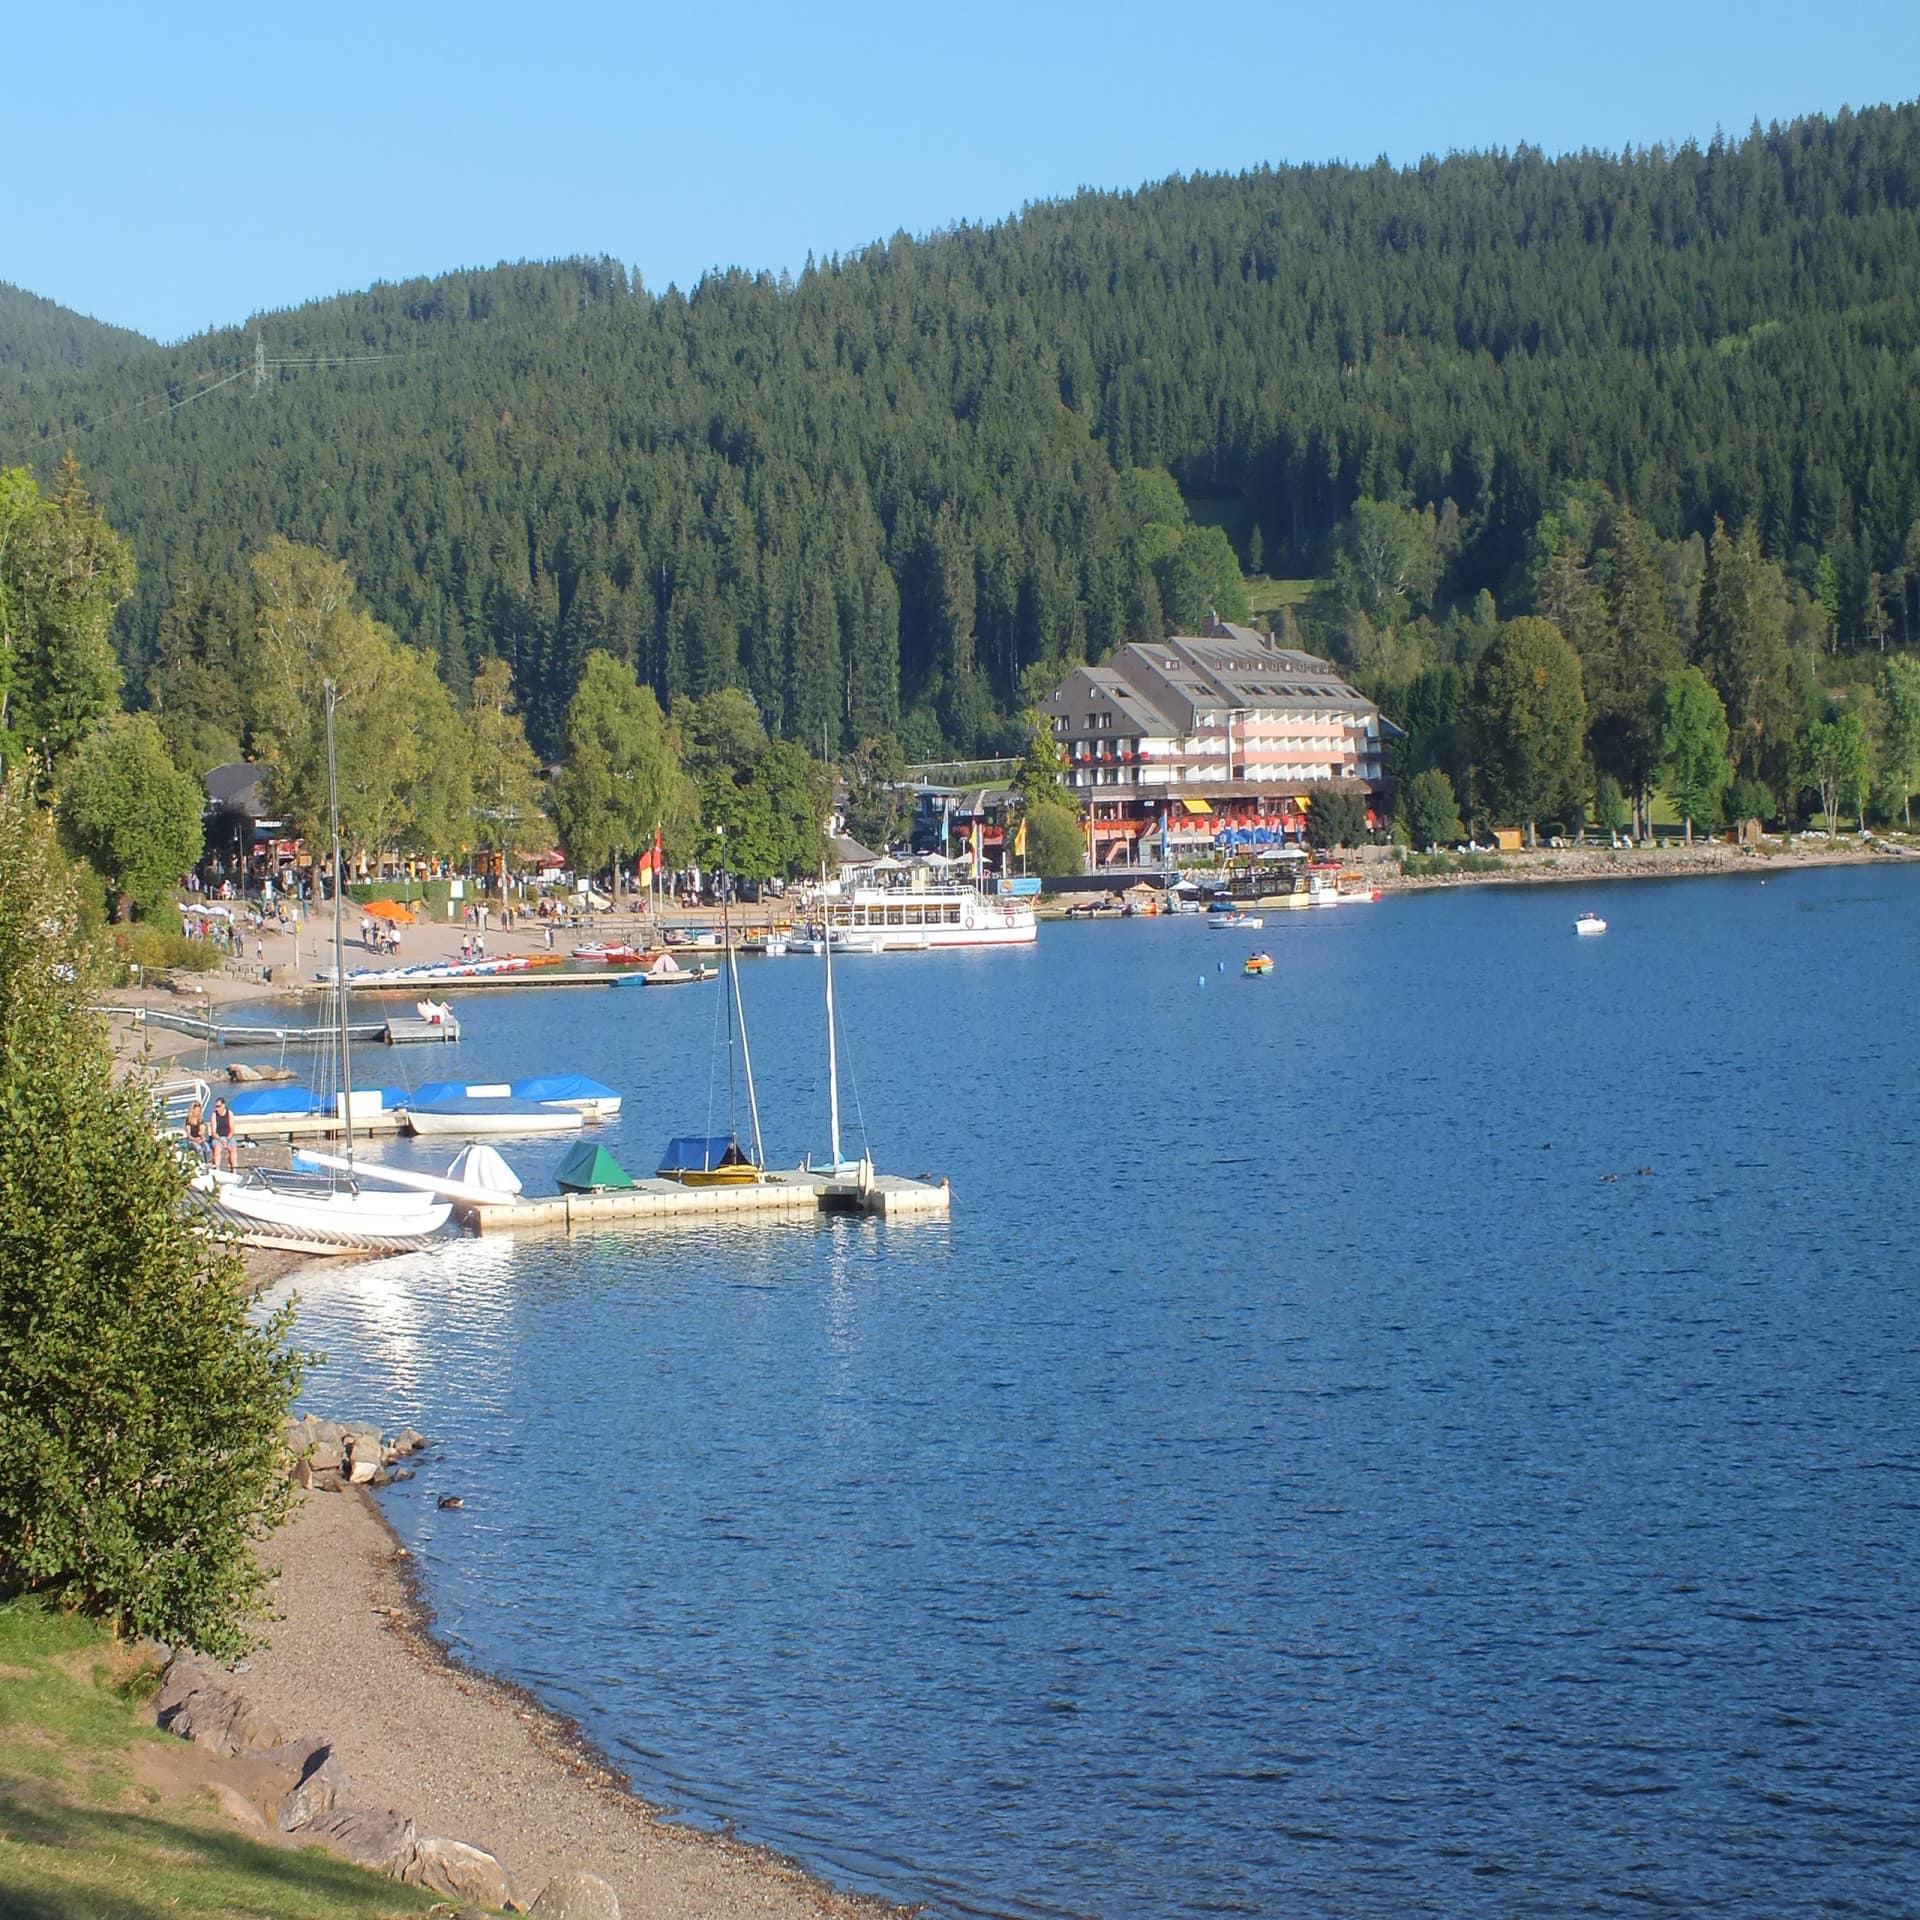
[194,683,452,1252]
[658,875,767,1185]
[814,869,872,1182]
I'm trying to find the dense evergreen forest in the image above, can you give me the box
[4,100,1920,772]
[0,283,153,378]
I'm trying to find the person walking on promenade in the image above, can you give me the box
[210,1097,237,1173]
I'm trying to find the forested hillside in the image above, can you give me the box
[4,101,1919,762]
[0,284,152,377]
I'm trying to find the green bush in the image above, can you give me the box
[113,924,223,976]
[0,776,307,1658]
[1022,800,1087,875]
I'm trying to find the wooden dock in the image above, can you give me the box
[467,1166,951,1234]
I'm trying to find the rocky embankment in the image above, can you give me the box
[151,1415,618,1919]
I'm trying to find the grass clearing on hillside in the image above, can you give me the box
[1246,576,1320,614]
[0,1595,440,1920]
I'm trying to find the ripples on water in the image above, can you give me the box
[267,868,1920,1919]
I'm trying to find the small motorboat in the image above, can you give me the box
[1243,951,1274,976]
[636,955,718,985]
[1209,911,1265,931]
[571,941,643,962]
[1574,912,1608,937]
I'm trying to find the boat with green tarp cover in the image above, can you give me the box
[556,1142,636,1192]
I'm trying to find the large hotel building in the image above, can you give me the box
[1040,618,1395,865]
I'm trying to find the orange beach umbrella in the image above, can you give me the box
[364,900,415,924]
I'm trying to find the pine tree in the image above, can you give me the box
[1696,519,1794,781]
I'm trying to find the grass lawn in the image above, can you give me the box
[0,1595,439,1920]
[1246,576,1321,615]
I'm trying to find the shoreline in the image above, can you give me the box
[240,1479,916,1920]
[1373,836,1915,894]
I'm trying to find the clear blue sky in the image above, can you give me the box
[12,0,1919,343]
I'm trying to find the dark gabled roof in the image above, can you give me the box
[832,832,882,866]
[205,762,269,812]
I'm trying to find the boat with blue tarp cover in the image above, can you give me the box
[403,1075,622,1119]
[406,1098,584,1138]
[222,1084,410,1117]
[657,1134,759,1185]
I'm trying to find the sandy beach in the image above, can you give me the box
[241,1484,904,1920]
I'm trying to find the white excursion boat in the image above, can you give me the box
[800,876,1036,952]
[1269,864,1382,910]
[1574,911,1608,936]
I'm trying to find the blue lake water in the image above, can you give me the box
[267,868,1920,1919]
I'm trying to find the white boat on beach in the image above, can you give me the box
[194,1165,452,1246]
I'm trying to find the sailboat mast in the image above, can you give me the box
[720,867,737,1125]
[823,860,842,1168]
[326,681,356,1175]
[725,891,765,1172]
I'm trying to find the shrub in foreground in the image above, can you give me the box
[0,774,306,1658]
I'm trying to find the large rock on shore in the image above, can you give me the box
[284,1412,431,1485]
[155,1657,287,1757]
[404,1834,519,1908]
[303,1804,419,1874]
[268,1741,351,1831]
[530,1869,621,1920]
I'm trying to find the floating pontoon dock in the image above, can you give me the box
[329,967,627,995]
[469,1166,951,1234]
[109,1006,460,1046]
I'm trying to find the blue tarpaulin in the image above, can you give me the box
[658,1135,744,1174]
[510,1074,619,1104]
[222,1085,407,1117]
[222,1086,320,1116]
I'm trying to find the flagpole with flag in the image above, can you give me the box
[1014,814,1028,875]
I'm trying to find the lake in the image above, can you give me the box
[270,866,1920,1919]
